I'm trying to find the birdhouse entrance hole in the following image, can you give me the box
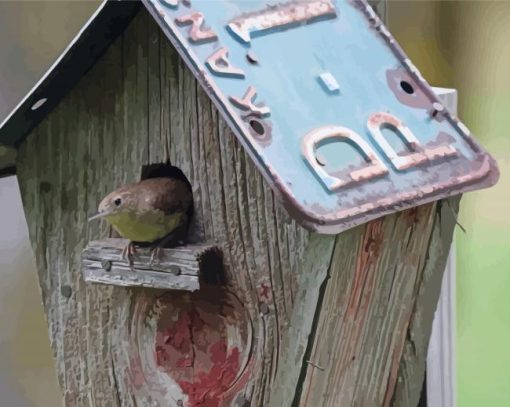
[82,162,223,291]
[139,161,208,249]
[140,162,192,188]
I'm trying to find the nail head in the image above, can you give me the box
[169,265,181,275]
[102,260,112,271]
[260,303,269,315]
[31,98,48,111]
[61,285,72,298]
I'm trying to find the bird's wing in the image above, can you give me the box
[141,178,193,216]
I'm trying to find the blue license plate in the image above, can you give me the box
[144,0,499,233]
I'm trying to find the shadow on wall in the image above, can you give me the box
[0,176,61,407]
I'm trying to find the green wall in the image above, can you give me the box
[390,2,510,406]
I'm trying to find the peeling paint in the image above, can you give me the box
[150,289,254,406]
[175,12,217,43]
[226,0,337,44]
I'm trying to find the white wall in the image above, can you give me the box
[0,176,61,407]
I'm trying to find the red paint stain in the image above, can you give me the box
[178,343,241,406]
[156,345,169,366]
[166,310,194,351]
[176,357,193,368]
[131,369,146,388]
[154,295,250,407]
[259,281,271,300]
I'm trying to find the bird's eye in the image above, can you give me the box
[114,198,122,206]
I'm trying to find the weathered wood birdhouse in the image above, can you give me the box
[0,1,499,406]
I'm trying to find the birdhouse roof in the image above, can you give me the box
[0,0,498,233]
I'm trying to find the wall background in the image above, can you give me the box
[390,2,510,406]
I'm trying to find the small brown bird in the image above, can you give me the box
[89,166,193,264]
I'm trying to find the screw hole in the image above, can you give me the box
[249,119,265,136]
[102,260,112,272]
[400,81,414,95]
[61,285,72,298]
[31,98,47,111]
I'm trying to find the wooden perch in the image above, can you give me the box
[82,238,222,291]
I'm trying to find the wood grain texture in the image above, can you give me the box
[82,237,222,291]
[84,237,218,268]
[16,9,331,406]
[16,7,458,407]
[0,144,16,176]
[292,200,460,407]
[83,260,199,291]
[391,197,460,407]
[82,239,222,291]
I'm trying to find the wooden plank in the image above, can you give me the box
[392,197,460,407]
[82,260,200,291]
[277,200,459,407]
[17,10,150,406]
[269,234,335,406]
[83,238,218,275]
[81,239,222,291]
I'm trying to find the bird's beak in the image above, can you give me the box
[88,211,109,222]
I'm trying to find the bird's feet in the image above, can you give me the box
[149,246,163,266]
[121,241,137,267]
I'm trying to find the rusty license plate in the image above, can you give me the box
[144,0,499,233]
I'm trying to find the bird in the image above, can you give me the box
[88,165,193,265]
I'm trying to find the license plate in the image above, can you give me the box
[144,0,499,233]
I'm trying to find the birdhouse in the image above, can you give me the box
[0,1,499,406]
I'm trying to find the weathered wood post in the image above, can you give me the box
[4,1,498,406]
